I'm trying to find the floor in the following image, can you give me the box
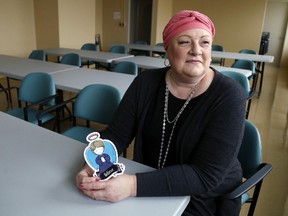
[0,64,287,216]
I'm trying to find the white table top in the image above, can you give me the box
[114,56,252,77]
[0,54,77,79]
[113,44,274,63]
[212,51,274,63]
[0,111,189,216]
[44,48,134,63]
[115,43,165,53]
[52,68,136,97]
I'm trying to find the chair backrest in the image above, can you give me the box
[109,45,127,54]
[28,50,46,61]
[238,120,262,179]
[134,40,148,45]
[73,84,121,124]
[19,72,56,106]
[60,53,81,66]
[221,71,250,99]
[81,43,97,51]
[212,44,224,52]
[111,61,138,75]
[239,49,257,55]
[231,59,256,75]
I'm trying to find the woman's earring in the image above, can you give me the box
[164,57,170,67]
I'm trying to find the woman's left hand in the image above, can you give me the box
[76,166,137,202]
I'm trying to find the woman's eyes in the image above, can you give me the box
[178,39,211,47]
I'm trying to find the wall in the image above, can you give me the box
[34,0,59,49]
[151,0,173,45]
[0,0,36,57]
[58,0,95,49]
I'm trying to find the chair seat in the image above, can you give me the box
[62,126,97,144]
[7,108,55,124]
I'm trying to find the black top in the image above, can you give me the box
[101,67,246,215]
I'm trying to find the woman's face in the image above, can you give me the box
[166,28,212,79]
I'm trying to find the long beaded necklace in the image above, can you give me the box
[158,74,201,169]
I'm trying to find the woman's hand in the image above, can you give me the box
[76,165,137,202]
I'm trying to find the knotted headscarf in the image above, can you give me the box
[163,10,215,50]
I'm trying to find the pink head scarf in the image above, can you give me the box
[162,10,215,50]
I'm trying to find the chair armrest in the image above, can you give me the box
[36,95,77,121]
[222,163,272,200]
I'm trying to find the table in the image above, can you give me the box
[44,48,134,63]
[113,56,252,77]
[0,54,77,80]
[212,51,274,63]
[0,111,189,216]
[52,68,136,97]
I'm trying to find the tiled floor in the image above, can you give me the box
[0,64,287,216]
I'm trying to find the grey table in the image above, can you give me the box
[44,48,134,63]
[0,111,189,216]
[51,68,136,97]
[113,56,252,77]
[0,54,77,79]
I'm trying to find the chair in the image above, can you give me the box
[60,53,81,67]
[6,72,59,128]
[239,49,263,96]
[111,61,138,76]
[231,60,256,119]
[98,45,127,70]
[28,50,46,61]
[152,42,166,58]
[223,120,272,216]
[212,44,225,66]
[221,71,254,119]
[130,40,149,56]
[59,84,121,144]
[80,43,97,68]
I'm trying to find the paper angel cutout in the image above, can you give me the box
[84,132,125,181]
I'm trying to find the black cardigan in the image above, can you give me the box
[101,67,246,215]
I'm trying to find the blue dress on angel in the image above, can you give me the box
[84,132,125,181]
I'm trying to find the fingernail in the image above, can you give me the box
[95,177,100,182]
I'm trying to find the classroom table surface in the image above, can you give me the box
[112,44,274,63]
[0,54,77,79]
[51,68,136,97]
[0,111,190,216]
[44,48,134,63]
[113,56,252,77]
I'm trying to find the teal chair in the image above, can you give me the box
[239,49,257,55]
[130,40,149,56]
[29,50,46,61]
[6,72,58,127]
[80,43,98,68]
[221,71,254,119]
[212,44,225,66]
[60,53,81,67]
[60,84,121,144]
[111,61,138,76]
[223,120,272,216]
[231,60,256,119]
[99,45,127,70]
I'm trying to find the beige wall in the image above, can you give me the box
[58,0,95,49]
[0,0,36,57]
[151,0,173,45]
[34,0,59,49]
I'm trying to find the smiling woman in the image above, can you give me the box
[76,10,247,216]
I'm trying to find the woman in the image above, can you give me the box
[76,10,246,215]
